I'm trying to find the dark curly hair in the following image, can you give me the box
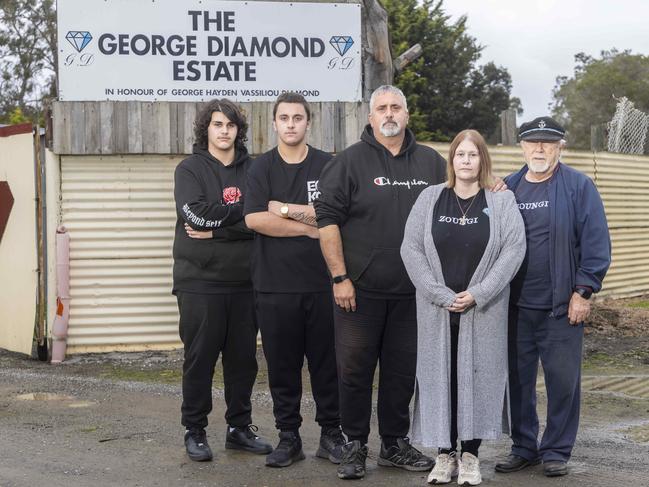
[193,99,248,151]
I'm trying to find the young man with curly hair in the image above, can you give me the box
[173,99,272,462]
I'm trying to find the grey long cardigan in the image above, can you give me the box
[400,183,526,448]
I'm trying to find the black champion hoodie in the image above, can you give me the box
[172,145,254,294]
[315,125,446,296]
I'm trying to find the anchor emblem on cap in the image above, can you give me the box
[538,120,546,129]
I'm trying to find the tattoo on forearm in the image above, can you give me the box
[290,211,318,227]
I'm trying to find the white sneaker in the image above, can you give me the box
[457,452,482,485]
[427,452,459,484]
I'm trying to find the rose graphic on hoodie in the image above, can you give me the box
[222,186,242,204]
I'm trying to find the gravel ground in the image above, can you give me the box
[1,310,649,486]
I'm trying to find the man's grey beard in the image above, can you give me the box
[379,121,401,137]
[527,161,551,173]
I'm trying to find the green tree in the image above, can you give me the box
[0,0,57,124]
[382,0,520,141]
[551,49,649,149]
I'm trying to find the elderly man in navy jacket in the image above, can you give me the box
[495,117,611,478]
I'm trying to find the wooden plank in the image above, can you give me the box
[265,102,277,152]
[182,103,197,154]
[153,102,171,154]
[84,102,101,154]
[357,101,369,138]
[168,102,179,154]
[70,102,85,154]
[113,102,129,153]
[141,102,155,153]
[99,101,114,154]
[344,102,360,147]
[127,101,143,153]
[175,103,185,155]
[500,109,517,146]
[333,102,346,153]
[52,102,71,154]
[321,102,335,153]
[308,102,323,150]
[250,102,266,155]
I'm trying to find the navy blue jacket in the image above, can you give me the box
[505,162,611,317]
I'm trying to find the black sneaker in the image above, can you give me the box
[225,424,273,454]
[337,440,368,480]
[377,437,433,471]
[265,431,305,468]
[316,426,346,464]
[184,428,213,462]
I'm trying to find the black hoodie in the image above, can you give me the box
[172,145,254,294]
[314,125,446,296]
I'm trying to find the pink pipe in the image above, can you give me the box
[50,226,70,364]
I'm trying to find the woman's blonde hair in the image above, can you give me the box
[446,129,493,189]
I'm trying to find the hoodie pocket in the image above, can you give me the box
[355,247,413,292]
[182,239,214,269]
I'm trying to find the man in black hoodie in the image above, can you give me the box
[173,99,272,462]
[244,93,344,468]
[314,85,446,479]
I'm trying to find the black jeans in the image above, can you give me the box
[439,312,482,457]
[256,291,339,432]
[178,291,258,429]
[334,292,417,444]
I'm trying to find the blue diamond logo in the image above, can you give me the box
[329,36,354,56]
[65,31,93,52]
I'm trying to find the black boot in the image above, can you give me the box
[316,426,346,464]
[225,424,273,454]
[184,428,213,462]
[265,431,305,468]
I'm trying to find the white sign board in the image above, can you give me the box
[57,0,362,102]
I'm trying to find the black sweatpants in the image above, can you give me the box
[334,293,417,444]
[177,291,258,430]
[440,312,482,457]
[256,291,339,432]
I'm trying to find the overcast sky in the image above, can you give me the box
[441,0,649,122]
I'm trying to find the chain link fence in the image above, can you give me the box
[608,97,649,154]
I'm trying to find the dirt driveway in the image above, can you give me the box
[1,300,648,486]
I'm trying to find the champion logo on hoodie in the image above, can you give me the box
[373,176,429,189]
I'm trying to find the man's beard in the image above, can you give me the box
[528,160,551,173]
[379,120,401,137]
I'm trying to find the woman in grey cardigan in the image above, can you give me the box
[400,130,525,485]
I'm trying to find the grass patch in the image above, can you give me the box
[628,300,649,309]
[99,366,182,385]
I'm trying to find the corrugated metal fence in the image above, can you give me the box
[61,146,649,352]
[61,156,182,353]
[430,143,648,299]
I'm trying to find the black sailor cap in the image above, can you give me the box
[518,116,566,142]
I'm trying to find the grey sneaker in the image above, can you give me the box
[377,437,434,472]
